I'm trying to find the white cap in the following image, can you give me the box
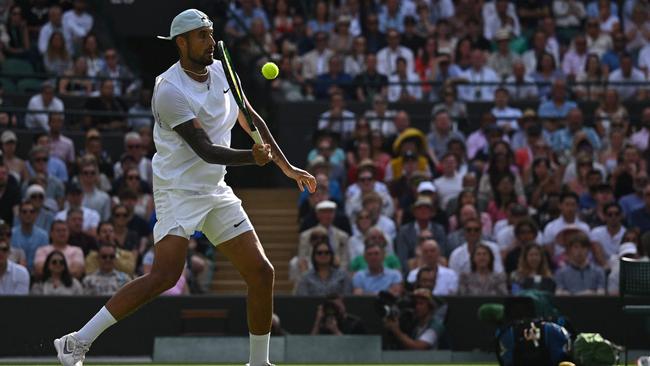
[417,181,437,193]
[619,242,638,257]
[315,200,337,211]
[26,184,45,198]
[157,9,213,40]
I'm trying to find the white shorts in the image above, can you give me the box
[152,183,253,246]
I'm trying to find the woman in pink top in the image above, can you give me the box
[33,221,84,279]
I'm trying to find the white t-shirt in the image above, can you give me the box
[589,225,625,258]
[152,61,240,192]
[406,266,459,296]
[433,173,464,209]
[448,241,503,274]
[491,106,522,131]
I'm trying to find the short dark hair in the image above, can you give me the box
[515,218,538,236]
[567,232,591,248]
[560,191,579,203]
[604,202,622,213]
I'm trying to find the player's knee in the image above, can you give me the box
[149,268,183,293]
[245,260,274,288]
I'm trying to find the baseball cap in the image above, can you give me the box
[26,184,45,198]
[413,196,433,208]
[157,9,213,40]
[417,181,437,194]
[619,242,638,257]
[1,130,16,144]
[315,200,337,211]
[412,288,435,306]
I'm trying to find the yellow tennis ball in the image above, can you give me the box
[261,62,279,80]
[558,362,575,366]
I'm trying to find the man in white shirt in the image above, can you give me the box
[608,53,647,100]
[542,192,590,260]
[25,82,65,132]
[364,95,397,138]
[457,49,499,102]
[317,92,356,140]
[301,32,334,80]
[449,218,503,274]
[433,153,464,210]
[0,241,29,295]
[55,183,100,234]
[62,0,93,50]
[490,87,522,133]
[505,61,538,101]
[376,29,415,76]
[54,9,316,366]
[483,0,520,40]
[630,107,650,152]
[406,238,458,296]
[586,18,612,57]
[112,132,153,183]
[387,56,421,102]
[562,35,588,78]
[37,5,72,55]
[589,202,626,260]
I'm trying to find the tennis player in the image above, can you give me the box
[54,9,316,366]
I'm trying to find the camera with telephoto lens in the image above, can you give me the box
[320,299,341,329]
[376,291,417,350]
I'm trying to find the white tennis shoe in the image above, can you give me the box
[54,332,91,366]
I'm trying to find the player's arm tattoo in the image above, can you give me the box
[245,98,291,170]
[174,119,255,166]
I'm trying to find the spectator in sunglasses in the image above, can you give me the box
[31,250,83,295]
[34,220,84,279]
[295,240,351,296]
[0,240,29,295]
[82,243,131,295]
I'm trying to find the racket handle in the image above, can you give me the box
[251,130,263,145]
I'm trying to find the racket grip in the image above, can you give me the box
[251,130,263,144]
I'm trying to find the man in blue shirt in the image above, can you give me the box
[11,201,49,271]
[353,242,403,296]
[629,183,650,233]
[538,79,577,120]
[550,108,601,154]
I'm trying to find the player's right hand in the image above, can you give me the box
[252,143,272,166]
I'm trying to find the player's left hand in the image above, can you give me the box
[284,165,317,193]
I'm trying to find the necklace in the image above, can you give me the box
[182,67,209,77]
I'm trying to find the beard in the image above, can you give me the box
[188,50,214,67]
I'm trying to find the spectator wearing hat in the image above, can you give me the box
[294,201,350,280]
[542,192,591,262]
[449,218,503,275]
[433,153,464,210]
[555,232,606,295]
[345,162,393,219]
[55,182,100,234]
[24,146,65,208]
[538,79,578,120]
[607,242,640,295]
[457,49,500,102]
[25,81,65,132]
[11,201,49,271]
[34,220,84,279]
[402,180,449,229]
[487,29,521,80]
[427,110,466,164]
[386,128,431,183]
[383,288,444,350]
[47,113,75,166]
[406,238,458,296]
[490,88,522,134]
[78,156,111,221]
[20,184,55,233]
[0,240,29,295]
[1,130,27,183]
[504,60,538,101]
[298,178,350,234]
[395,196,447,274]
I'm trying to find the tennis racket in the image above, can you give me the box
[216,40,263,144]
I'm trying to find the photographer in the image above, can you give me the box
[383,288,444,350]
[311,293,366,335]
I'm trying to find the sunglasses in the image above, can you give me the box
[100,254,116,260]
[34,157,48,162]
[50,259,64,265]
[82,170,97,176]
[465,227,481,233]
[315,250,331,255]
[606,211,620,217]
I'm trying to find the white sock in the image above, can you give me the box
[249,332,270,366]
[75,306,117,343]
